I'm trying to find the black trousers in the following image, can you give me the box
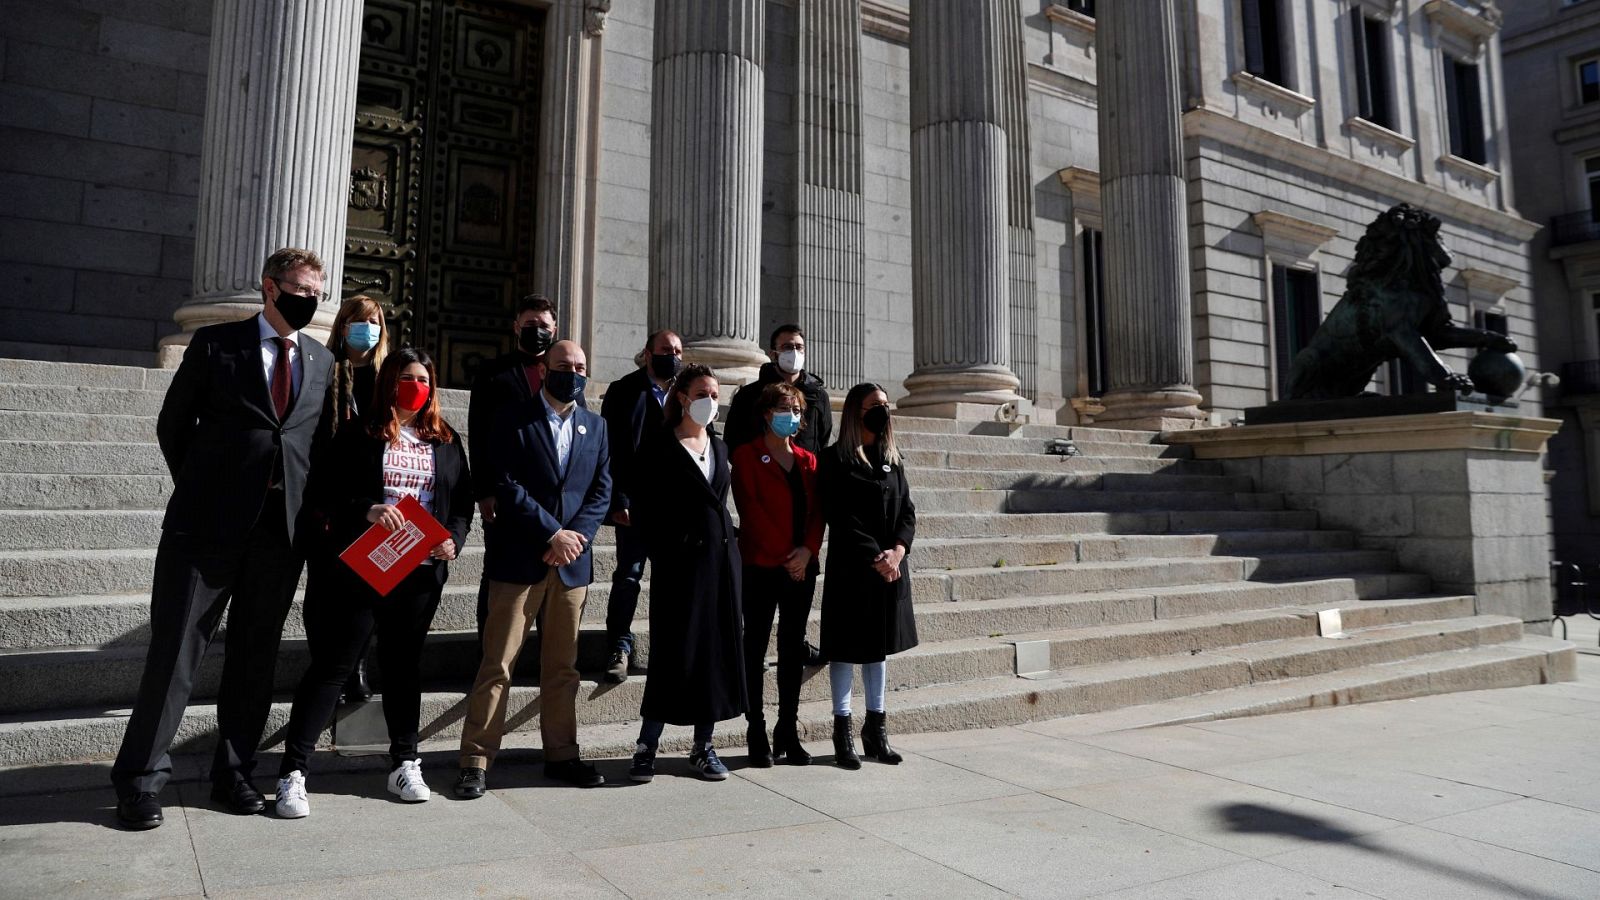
[279,561,444,775]
[742,564,816,724]
[607,523,649,654]
[111,496,300,797]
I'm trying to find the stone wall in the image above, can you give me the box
[0,0,210,366]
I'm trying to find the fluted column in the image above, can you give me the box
[794,0,866,391]
[1093,0,1206,430]
[649,0,768,383]
[900,0,1023,419]
[158,0,363,367]
[998,3,1038,401]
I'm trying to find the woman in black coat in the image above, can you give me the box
[819,382,916,769]
[275,348,473,817]
[627,364,746,783]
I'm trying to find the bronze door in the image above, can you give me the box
[344,0,544,387]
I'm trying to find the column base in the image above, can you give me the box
[898,365,1024,421]
[683,337,769,387]
[157,297,336,368]
[1094,387,1207,432]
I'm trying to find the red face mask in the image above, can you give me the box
[395,380,430,411]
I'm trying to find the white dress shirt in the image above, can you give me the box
[256,313,303,401]
[544,397,575,475]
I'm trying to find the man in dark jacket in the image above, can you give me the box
[723,324,832,456]
[456,340,611,795]
[598,329,683,681]
[111,248,334,830]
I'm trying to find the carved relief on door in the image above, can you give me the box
[345,0,543,387]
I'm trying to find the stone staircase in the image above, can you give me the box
[0,358,1575,783]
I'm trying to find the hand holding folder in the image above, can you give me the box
[340,495,452,596]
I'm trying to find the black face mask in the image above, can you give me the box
[863,405,891,436]
[274,290,319,332]
[544,369,588,404]
[649,353,683,381]
[519,326,554,357]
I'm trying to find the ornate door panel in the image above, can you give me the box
[346,0,544,387]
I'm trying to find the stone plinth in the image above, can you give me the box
[1166,412,1562,630]
[158,0,364,367]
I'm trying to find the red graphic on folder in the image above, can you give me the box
[339,495,450,596]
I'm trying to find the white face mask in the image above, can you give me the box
[777,349,805,375]
[687,396,719,427]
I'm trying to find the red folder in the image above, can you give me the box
[339,495,451,596]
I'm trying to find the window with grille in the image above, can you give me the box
[1351,11,1395,129]
[1271,266,1320,398]
[1443,56,1486,164]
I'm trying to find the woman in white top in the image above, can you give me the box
[274,348,473,818]
[626,364,746,782]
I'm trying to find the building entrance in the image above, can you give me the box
[343,0,545,386]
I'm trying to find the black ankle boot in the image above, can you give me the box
[832,714,861,770]
[861,710,902,764]
[343,658,372,703]
[746,720,773,768]
[772,717,811,766]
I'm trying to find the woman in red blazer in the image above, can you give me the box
[730,382,825,767]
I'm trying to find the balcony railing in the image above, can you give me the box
[1563,359,1600,395]
[1550,211,1600,247]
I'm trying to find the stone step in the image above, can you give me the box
[0,571,1434,654]
[911,469,1256,492]
[900,450,1222,475]
[0,473,174,510]
[0,594,1479,716]
[0,613,1551,769]
[0,410,160,444]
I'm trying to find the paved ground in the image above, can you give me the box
[5,646,1600,899]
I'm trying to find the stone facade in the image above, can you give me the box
[2,0,1540,425]
[1504,0,1600,567]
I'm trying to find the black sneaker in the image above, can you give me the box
[688,744,729,781]
[545,758,605,788]
[628,743,656,783]
[605,650,629,684]
[454,766,487,799]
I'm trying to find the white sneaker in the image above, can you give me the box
[387,759,431,803]
[275,771,309,818]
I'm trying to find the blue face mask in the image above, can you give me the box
[345,322,381,352]
[769,411,802,438]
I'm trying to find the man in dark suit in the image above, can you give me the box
[112,248,334,829]
[466,295,585,639]
[455,340,612,795]
[597,329,683,682]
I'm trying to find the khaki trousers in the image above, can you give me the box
[459,572,586,768]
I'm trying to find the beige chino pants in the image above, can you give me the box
[459,572,586,768]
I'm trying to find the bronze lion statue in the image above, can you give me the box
[1286,204,1515,400]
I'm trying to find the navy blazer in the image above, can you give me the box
[486,391,612,587]
[157,315,331,547]
[598,366,666,518]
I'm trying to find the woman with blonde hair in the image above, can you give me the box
[324,294,389,433]
[818,383,916,769]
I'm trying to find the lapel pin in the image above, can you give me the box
[761,455,771,464]
[881,464,891,473]
[577,424,587,435]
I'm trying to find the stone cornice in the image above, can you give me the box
[1183,107,1540,241]
[862,0,909,43]
[1028,62,1097,107]
[1423,0,1503,51]
[1230,71,1317,119]
[1438,153,1502,186]
[1056,165,1101,201]
[1344,115,1417,155]
[1252,210,1338,259]
[1163,411,1561,457]
[1459,267,1519,298]
[1043,3,1096,37]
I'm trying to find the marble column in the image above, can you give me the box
[158,0,364,367]
[535,0,607,354]
[1093,0,1206,430]
[649,0,768,383]
[900,0,1023,420]
[794,0,866,390]
[998,3,1038,401]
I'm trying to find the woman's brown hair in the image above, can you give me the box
[835,382,900,467]
[370,347,454,445]
[325,295,388,433]
[663,363,718,427]
[756,382,806,430]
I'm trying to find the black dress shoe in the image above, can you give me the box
[116,792,163,830]
[454,766,487,799]
[210,780,266,814]
[545,758,605,788]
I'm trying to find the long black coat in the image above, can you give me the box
[631,428,746,725]
[818,444,918,664]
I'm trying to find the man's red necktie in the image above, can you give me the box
[271,337,293,419]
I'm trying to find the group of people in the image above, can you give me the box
[109,248,918,831]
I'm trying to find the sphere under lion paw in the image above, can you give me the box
[1467,350,1525,400]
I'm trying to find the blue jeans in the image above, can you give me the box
[607,524,648,654]
[828,662,886,716]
